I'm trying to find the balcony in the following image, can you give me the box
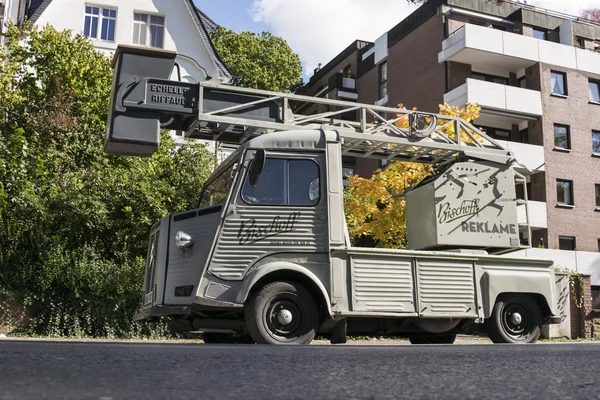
[492,140,545,172]
[517,201,547,230]
[328,73,357,100]
[439,24,600,75]
[444,78,542,124]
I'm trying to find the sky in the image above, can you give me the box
[194,0,600,81]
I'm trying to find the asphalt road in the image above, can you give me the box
[1,339,599,400]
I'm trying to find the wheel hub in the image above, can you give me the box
[277,309,293,325]
[510,312,522,325]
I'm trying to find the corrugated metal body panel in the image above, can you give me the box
[416,259,477,316]
[164,210,222,305]
[350,255,415,312]
[209,206,328,280]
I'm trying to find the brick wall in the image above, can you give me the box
[569,274,593,339]
[537,63,600,252]
[447,61,471,91]
[386,14,446,112]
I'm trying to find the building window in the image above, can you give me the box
[518,76,527,88]
[559,236,576,251]
[520,128,529,143]
[595,184,600,209]
[342,64,352,76]
[556,179,574,206]
[342,166,355,187]
[593,130,600,154]
[553,124,570,150]
[133,13,165,48]
[379,62,387,99]
[593,285,600,309]
[533,28,547,40]
[84,5,116,41]
[589,80,600,103]
[472,72,508,85]
[598,239,600,252]
[477,126,510,141]
[550,71,567,96]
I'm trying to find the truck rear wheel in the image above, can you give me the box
[486,294,542,344]
[245,281,319,345]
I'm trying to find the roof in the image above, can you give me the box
[195,7,219,35]
[183,0,232,80]
[27,0,52,23]
[26,0,232,81]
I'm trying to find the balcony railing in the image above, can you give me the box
[494,140,545,172]
[439,23,600,76]
[517,201,547,229]
[444,78,542,119]
[328,73,357,91]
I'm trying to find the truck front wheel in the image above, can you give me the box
[486,294,542,344]
[245,281,319,345]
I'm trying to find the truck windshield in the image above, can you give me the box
[198,159,239,208]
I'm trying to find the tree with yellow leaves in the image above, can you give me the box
[344,102,481,248]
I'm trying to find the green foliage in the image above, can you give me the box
[211,27,303,92]
[0,23,215,337]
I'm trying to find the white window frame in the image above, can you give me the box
[83,5,117,42]
[132,12,165,49]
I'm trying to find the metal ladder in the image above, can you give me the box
[184,82,516,166]
[179,82,534,248]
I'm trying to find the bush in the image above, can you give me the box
[0,23,214,338]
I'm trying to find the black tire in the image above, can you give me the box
[408,334,456,344]
[245,281,319,345]
[485,295,542,344]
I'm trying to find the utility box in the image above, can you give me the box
[104,46,179,157]
[406,161,520,251]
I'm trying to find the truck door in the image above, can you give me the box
[207,150,329,281]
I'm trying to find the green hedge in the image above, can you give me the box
[0,23,214,338]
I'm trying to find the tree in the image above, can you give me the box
[581,9,600,22]
[211,27,303,92]
[0,23,215,337]
[344,103,482,249]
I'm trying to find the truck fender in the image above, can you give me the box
[236,262,333,318]
[481,270,558,319]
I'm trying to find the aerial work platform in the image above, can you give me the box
[105,46,516,168]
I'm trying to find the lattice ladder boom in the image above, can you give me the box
[105,45,516,167]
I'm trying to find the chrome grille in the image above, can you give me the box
[144,229,160,296]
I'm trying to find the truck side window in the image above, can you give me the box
[242,158,319,206]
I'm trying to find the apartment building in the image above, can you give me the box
[302,0,600,310]
[302,0,600,251]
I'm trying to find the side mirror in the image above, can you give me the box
[249,149,266,188]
